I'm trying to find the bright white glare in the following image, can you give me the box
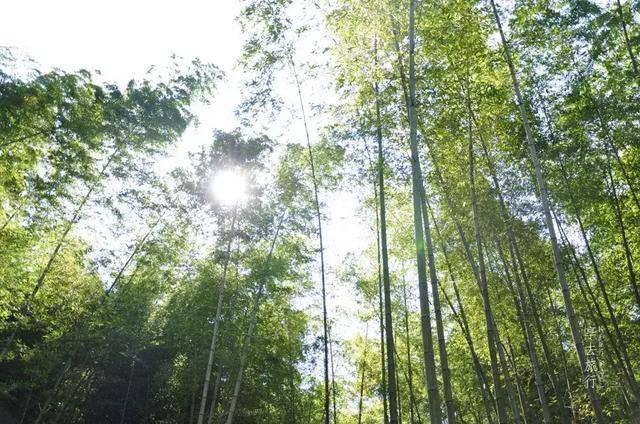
[210,169,248,207]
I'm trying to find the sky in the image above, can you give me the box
[2,1,241,82]
[2,0,373,378]
[1,0,245,164]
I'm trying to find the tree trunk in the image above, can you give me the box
[196,210,237,424]
[401,280,417,424]
[419,120,511,422]
[468,112,508,423]
[224,212,285,424]
[377,210,390,424]
[562,231,636,417]
[419,178,456,423]
[288,349,297,424]
[119,358,136,424]
[371,58,391,424]
[594,109,640,214]
[375,72,400,424]
[34,360,79,424]
[394,344,424,424]
[494,237,551,422]
[473,101,566,419]
[0,207,19,232]
[496,335,522,424]
[427,200,496,424]
[19,387,33,424]
[290,59,331,424]
[504,334,529,424]
[554,208,640,399]
[357,324,369,424]
[189,371,197,424]
[105,213,165,296]
[614,0,640,80]
[373,175,390,424]
[395,356,402,424]
[329,324,338,424]
[553,154,639,399]
[488,1,606,421]
[207,362,224,424]
[604,151,640,310]
[406,2,443,421]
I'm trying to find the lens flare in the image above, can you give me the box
[210,169,247,206]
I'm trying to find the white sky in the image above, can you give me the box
[2,0,372,380]
[2,0,245,163]
[2,0,241,82]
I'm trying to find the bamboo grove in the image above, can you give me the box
[1,0,640,422]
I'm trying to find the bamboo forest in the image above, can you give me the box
[2,0,640,422]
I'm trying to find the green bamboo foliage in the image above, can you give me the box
[2,0,640,422]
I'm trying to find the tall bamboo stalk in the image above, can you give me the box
[488,1,606,420]
[329,324,338,424]
[614,0,640,80]
[224,212,285,424]
[374,60,400,423]
[472,97,565,419]
[401,279,417,424]
[290,59,331,424]
[426,177,496,424]
[357,324,369,424]
[468,107,508,423]
[371,149,390,424]
[406,2,443,421]
[196,209,237,424]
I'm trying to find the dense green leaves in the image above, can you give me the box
[2,0,640,422]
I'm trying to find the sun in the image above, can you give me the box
[210,168,248,207]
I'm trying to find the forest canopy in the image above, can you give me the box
[1,0,640,422]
